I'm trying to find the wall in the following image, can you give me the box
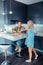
[27,1,43,24]
[0,0,5,44]
[4,1,43,24]
[0,0,4,29]
[4,0,27,24]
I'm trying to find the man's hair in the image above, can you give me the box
[17,20,22,23]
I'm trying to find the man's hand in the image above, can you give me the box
[12,29,17,33]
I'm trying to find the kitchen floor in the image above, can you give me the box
[0,48,43,65]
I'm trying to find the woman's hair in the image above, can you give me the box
[27,20,34,27]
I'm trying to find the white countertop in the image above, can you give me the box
[0,32,26,41]
[35,32,43,37]
[0,31,43,41]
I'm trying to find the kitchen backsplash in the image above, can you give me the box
[4,24,43,33]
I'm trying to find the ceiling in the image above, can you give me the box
[15,0,43,5]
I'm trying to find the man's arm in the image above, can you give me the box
[12,27,17,33]
[12,29,17,33]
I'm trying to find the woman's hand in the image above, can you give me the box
[17,30,21,34]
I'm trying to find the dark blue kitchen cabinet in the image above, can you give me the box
[34,36,43,51]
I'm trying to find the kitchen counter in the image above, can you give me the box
[0,32,26,41]
[0,31,43,41]
[35,32,43,37]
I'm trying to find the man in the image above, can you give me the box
[12,21,25,53]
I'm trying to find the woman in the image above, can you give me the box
[25,20,38,62]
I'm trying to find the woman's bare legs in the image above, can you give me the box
[26,46,38,62]
[32,48,38,56]
[29,47,33,61]
[26,47,33,62]
[32,48,38,59]
[15,45,19,51]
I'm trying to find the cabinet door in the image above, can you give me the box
[34,36,43,51]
